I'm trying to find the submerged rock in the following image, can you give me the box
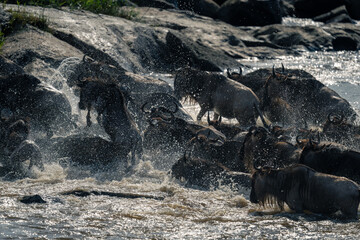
[20,194,47,204]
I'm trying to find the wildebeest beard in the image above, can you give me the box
[253,170,288,210]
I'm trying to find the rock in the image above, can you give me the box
[0,73,74,137]
[250,24,334,50]
[324,23,360,51]
[294,0,343,18]
[0,56,25,76]
[177,0,220,19]
[1,25,83,81]
[20,194,47,204]
[0,6,11,31]
[313,5,355,24]
[218,0,283,26]
[131,0,176,9]
[332,36,358,51]
[213,0,227,5]
[345,0,360,20]
[281,0,296,17]
[48,134,123,165]
[165,30,240,71]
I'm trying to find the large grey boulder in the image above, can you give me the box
[177,0,220,19]
[295,0,360,20]
[250,25,334,50]
[218,0,283,26]
[165,30,240,71]
[131,0,176,9]
[0,56,25,76]
[0,6,11,31]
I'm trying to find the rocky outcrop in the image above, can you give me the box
[218,0,283,26]
[250,23,360,51]
[177,0,220,19]
[313,6,355,24]
[131,0,176,9]
[294,0,360,20]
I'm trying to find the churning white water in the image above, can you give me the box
[1,50,360,239]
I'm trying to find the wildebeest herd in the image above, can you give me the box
[1,55,360,219]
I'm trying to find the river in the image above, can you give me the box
[1,22,360,240]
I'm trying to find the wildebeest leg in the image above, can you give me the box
[86,109,92,127]
[340,198,359,219]
[197,107,208,122]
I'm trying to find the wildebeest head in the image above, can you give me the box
[68,55,120,88]
[250,166,287,209]
[5,119,30,153]
[78,79,124,110]
[240,126,272,172]
[174,67,219,102]
[171,151,227,188]
[141,97,179,127]
[322,113,359,141]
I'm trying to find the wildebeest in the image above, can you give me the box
[228,66,357,126]
[67,55,123,88]
[77,78,142,167]
[206,112,246,140]
[250,164,360,219]
[299,138,360,183]
[1,119,43,178]
[188,131,245,172]
[262,66,357,125]
[322,113,360,147]
[240,126,301,173]
[0,74,74,137]
[142,104,226,154]
[174,67,262,126]
[171,152,251,190]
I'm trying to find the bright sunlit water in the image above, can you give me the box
[2,29,360,240]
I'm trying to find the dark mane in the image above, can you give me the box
[174,68,225,105]
[254,165,313,210]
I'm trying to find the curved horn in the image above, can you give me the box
[170,101,179,113]
[239,67,242,76]
[272,65,276,78]
[281,63,285,73]
[296,135,302,145]
[253,160,261,171]
[227,68,231,77]
[141,102,152,114]
[207,111,211,125]
[328,112,344,124]
[157,107,175,123]
[218,115,222,124]
[83,55,95,63]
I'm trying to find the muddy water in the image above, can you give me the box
[1,50,360,239]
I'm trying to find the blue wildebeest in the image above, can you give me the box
[141,103,226,154]
[240,126,301,173]
[1,119,43,178]
[171,152,251,190]
[77,78,142,167]
[250,164,360,219]
[262,66,357,126]
[299,136,360,184]
[322,113,360,147]
[174,67,264,127]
